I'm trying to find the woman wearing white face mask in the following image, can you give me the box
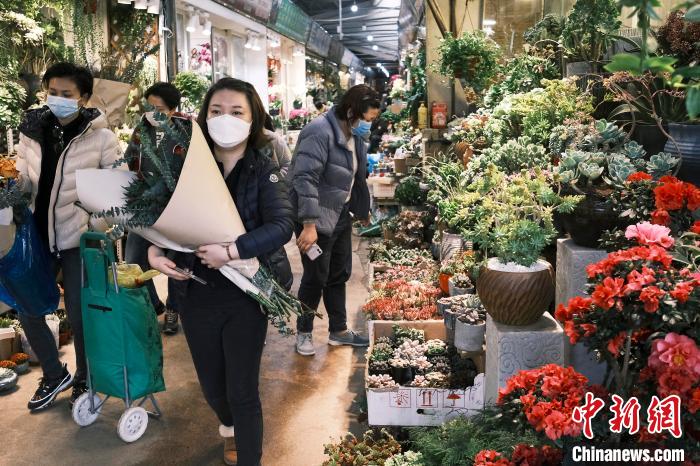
[15,62,122,411]
[147,78,293,466]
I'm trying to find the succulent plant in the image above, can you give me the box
[0,367,14,379]
[426,339,448,357]
[647,152,679,178]
[389,357,411,369]
[425,372,449,388]
[392,325,425,344]
[369,359,391,374]
[450,273,473,289]
[367,374,399,389]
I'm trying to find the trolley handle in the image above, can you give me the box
[80,232,120,294]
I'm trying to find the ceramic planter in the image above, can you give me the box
[664,123,700,185]
[631,123,668,157]
[440,232,463,262]
[443,308,456,344]
[560,195,622,248]
[476,258,555,326]
[454,321,485,352]
[448,277,474,297]
[14,362,29,374]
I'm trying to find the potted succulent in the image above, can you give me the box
[554,140,679,247]
[9,352,29,374]
[388,357,412,385]
[451,294,487,352]
[456,167,582,325]
[366,374,399,390]
[0,366,17,392]
[448,273,474,296]
[394,176,428,211]
[0,317,16,361]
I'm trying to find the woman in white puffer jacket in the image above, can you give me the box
[15,62,122,412]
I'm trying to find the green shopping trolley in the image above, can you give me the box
[71,232,165,443]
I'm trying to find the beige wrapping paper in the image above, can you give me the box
[88,78,132,128]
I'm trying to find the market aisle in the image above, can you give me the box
[0,237,370,466]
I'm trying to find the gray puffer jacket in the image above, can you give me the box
[288,108,370,236]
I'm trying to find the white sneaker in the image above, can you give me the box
[295,332,315,356]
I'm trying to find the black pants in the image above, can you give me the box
[296,206,352,333]
[17,248,86,382]
[124,233,163,311]
[180,292,267,466]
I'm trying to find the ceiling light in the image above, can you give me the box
[202,19,212,36]
[118,0,132,4]
[350,1,358,13]
[367,35,373,42]
[483,19,496,26]
[134,0,147,9]
[186,11,199,33]
[362,25,367,31]
[146,0,160,13]
[252,37,261,51]
[372,45,378,50]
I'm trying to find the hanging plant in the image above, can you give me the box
[433,31,501,94]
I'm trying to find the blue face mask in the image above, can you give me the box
[46,95,80,120]
[351,120,372,137]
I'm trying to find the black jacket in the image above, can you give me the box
[169,145,294,302]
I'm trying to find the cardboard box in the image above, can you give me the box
[0,327,17,360]
[366,320,485,426]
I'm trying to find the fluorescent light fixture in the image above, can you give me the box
[134,0,147,9]
[350,1,358,12]
[362,25,367,31]
[367,35,373,41]
[483,19,496,26]
[147,0,160,13]
[118,0,132,4]
[372,44,378,50]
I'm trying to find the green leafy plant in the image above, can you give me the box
[465,137,551,180]
[0,73,27,130]
[394,176,428,207]
[434,32,501,94]
[439,166,582,266]
[560,0,623,68]
[484,50,560,108]
[173,71,210,113]
[524,14,564,45]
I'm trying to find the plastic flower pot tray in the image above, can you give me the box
[366,320,485,427]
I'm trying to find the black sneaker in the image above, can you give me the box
[69,381,88,407]
[163,309,179,335]
[27,364,73,411]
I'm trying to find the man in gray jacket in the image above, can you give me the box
[289,85,380,356]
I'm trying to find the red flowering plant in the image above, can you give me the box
[473,444,563,466]
[362,279,441,321]
[601,174,700,251]
[495,364,606,444]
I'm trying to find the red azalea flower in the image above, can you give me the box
[685,183,700,211]
[511,444,540,466]
[670,281,696,303]
[474,449,513,466]
[580,323,597,338]
[691,220,700,234]
[659,175,680,184]
[563,320,580,344]
[654,181,686,210]
[689,387,700,414]
[651,208,671,226]
[624,268,657,295]
[607,331,627,357]
[638,286,665,312]
[591,277,624,310]
[627,171,653,183]
[657,368,694,398]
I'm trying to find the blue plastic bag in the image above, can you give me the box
[0,210,59,316]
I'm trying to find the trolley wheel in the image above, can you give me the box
[117,407,149,443]
[72,392,102,427]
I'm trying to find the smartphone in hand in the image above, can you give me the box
[306,243,323,261]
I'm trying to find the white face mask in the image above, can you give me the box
[144,111,164,127]
[207,114,251,148]
[46,95,80,120]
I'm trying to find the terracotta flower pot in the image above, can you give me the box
[476,258,554,326]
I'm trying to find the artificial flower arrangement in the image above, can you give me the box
[363,279,441,321]
[366,325,479,390]
[556,222,700,456]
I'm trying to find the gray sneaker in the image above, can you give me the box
[328,329,369,347]
[295,332,315,356]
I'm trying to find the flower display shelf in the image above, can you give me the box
[366,320,484,427]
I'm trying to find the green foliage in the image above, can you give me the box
[0,72,27,130]
[323,429,402,466]
[465,137,550,180]
[433,32,501,94]
[173,71,210,113]
[405,45,427,121]
[394,176,427,207]
[423,154,466,206]
[408,412,540,466]
[491,79,593,146]
[549,118,626,155]
[560,0,622,65]
[484,51,560,108]
[523,14,564,45]
[439,166,582,266]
